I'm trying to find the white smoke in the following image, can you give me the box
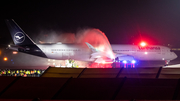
[33,30,75,43]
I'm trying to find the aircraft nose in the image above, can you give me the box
[172,52,178,60]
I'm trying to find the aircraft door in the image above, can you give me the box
[131,47,136,55]
[161,48,165,55]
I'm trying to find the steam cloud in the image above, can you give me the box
[1,28,114,68]
[34,28,113,53]
[76,28,113,53]
[31,28,113,68]
[33,30,76,43]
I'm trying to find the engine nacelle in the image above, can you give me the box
[115,55,134,62]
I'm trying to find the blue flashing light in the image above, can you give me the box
[131,60,136,64]
[122,60,127,64]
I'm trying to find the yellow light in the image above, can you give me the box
[3,57,8,61]
[0,50,1,55]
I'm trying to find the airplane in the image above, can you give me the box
[111,44,177,65]
[6,19,177,66]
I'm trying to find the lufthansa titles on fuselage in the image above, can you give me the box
[138,46,161,51]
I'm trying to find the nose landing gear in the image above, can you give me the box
[165,60,170,66]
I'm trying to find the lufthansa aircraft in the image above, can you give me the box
[111,44,177,65]
[6,19,177,65]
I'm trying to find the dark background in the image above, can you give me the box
[0,0,180,68]
[1,0,180,46]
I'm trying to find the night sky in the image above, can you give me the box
[1,0,180,47]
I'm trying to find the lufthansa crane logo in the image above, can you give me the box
[14,32,25,43]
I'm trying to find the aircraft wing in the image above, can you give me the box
[85,42,113,63]
[86,42,136,63]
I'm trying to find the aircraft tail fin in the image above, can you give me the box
[5,19,35,46]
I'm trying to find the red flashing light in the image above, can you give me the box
[140,42,147,47]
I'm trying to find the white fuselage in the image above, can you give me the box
[37,43,177,62]
[37,44,93,61]
[111,44,177,61]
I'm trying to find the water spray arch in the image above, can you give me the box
[76,28,114,56]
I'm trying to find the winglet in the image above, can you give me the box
[85,42,97,52]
